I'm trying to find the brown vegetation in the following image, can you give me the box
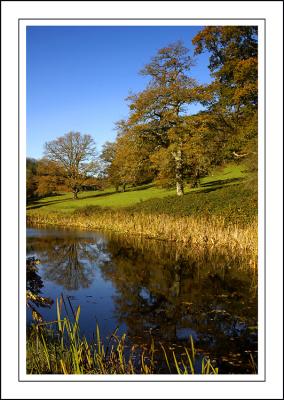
[27,210,257,269]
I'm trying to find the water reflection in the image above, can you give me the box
[100,234,257,372]
[26,257,44,296]
[27,227,257,373]
[28,232,108,290]
[26,257,53,320]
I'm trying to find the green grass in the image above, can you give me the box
[27,163,251,220]
[127,180,257,225]
[27,184,177,212]
[201,163,247,184]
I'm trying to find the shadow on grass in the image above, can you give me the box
[126,184,153,192]
[187,177,245,195]
[78,190,117,200]
[28,188,123,209]
[27,198,72,210]
[26,192,66,206]
[201,177,244,188]
[79,184,153,199]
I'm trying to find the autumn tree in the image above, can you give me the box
[27,157,65,200]
[115,121,154,190]
[44,132,97,199]
[126,41,205,196]
[182,114,213,187]
[101,121,154,192]
[192,26,258,169]
[35,158,67,197]
[26,158,39,201]
[100,141,121,191]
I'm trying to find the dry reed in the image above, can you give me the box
[27,210,258,269]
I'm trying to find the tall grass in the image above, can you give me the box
[27,297,218,375]
[27,209,257,269]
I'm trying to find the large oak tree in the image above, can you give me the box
[126,41,205,196]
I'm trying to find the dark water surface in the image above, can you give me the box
[27,226,257,374]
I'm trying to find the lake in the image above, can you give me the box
[26,226,257,374]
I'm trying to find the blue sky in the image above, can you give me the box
[27,26,212,159]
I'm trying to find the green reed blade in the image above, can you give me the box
[160,343,171,373]
[172,351,182,374]
[184,347,195,374]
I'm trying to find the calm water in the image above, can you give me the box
[27,226,257,374]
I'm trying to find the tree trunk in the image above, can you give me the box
[191,170,201,188]
[121,183,126,192]
[174,148,184,196]
[176,179,184,196]
[73,189,79,199]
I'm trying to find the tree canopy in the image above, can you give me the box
[192,26,258,168]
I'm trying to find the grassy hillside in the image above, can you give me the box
[27,164,256,220]
[27,163,257,225]
[127,182,257,225]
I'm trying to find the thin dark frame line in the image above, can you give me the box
[19,17,266,21]
[263,18,267,382]
[19,18,266,383]
[22,380,265,383]
[18,17,21,383]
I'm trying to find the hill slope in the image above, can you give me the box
[27,163,257,225]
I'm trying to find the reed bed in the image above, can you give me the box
[26,297,218,375]
[27,209,258,268]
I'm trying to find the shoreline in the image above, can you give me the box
[27,210,258,269]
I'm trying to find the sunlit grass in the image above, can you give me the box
[27,185,178,212]
[27,163,249,213]
[201,163,247,185]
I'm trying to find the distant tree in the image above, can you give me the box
[100,141,121,191]
[26,158,38,201]
[44,132,97,199]
[100,122,154,192]
[35,158,66,197]
[114,121,154,190]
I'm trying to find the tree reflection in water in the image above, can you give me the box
[26,257,44,295]
[100,233,258,373]
[27,229,257,373]
[28,233,109,290]
[26,257,53,320]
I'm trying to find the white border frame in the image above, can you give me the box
[2,2,283,399]
[19,18,265,383]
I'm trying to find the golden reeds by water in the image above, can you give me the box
[27,210,258,269]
